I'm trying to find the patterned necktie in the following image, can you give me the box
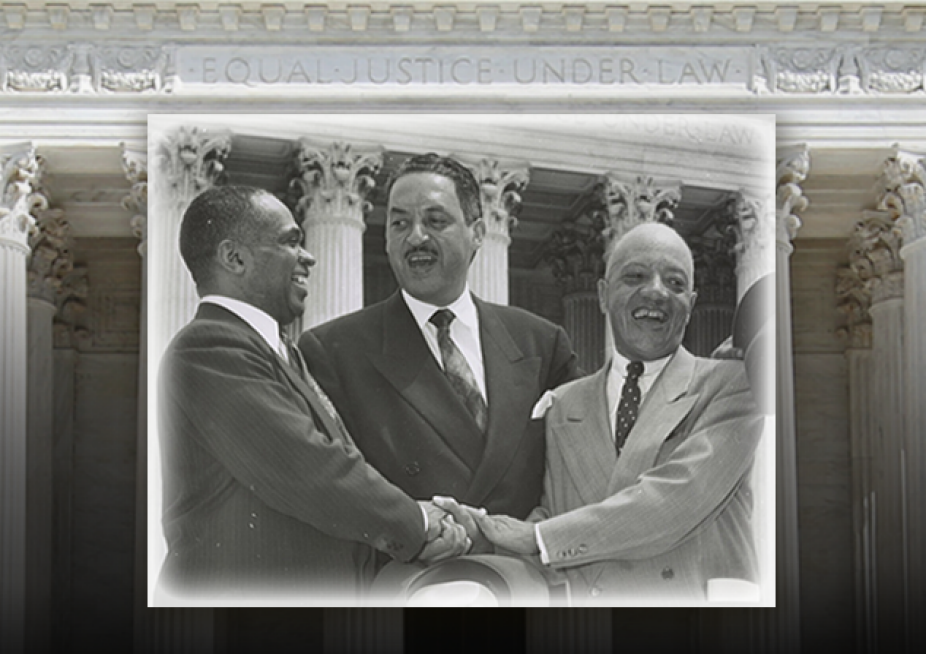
[614,361,644,456]
[282,334,347,434]
[429,309,488,432]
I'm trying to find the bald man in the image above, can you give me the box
[440,223,765,605]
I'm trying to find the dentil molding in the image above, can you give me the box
[0,4,923,97]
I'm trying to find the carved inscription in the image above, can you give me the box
[180,47,748,88]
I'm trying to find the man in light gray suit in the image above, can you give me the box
[438,222,764,605]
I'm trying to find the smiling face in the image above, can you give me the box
[241,193,316,326]
[385,171,485,307]
[599,223,697,362]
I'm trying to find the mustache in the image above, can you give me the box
[405,245,438,257]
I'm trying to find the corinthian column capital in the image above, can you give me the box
[27,207,74,305]
[1,142,48,254]
[290,140,382,226]
[155,126,231,211]
[462,157,530,240]
[837,227,874,349]
[543,209,607,294]
[851,210,904,304]
[776,145,811,247]
[717,190,775,297]
[600,172,681,248]
[121,143,148,257]
[878,145,926,248]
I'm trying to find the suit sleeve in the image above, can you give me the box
[547,324,583,388]
[160,325,426,562]
[537,368,762,568]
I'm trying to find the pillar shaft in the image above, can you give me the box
[148,126,231,653]
[563,289,605,373]
[901,237,926,651]
[292,140,381,328]
[463,158,529,305]
[1,142,45,654]
[771,144,810,654]
[26,297,56,654]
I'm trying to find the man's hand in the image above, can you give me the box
[474,513,539,556]
[416,501,471,565]
[431,496,493,554]
[711,335,744,360]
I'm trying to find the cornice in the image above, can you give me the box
[0,3,923,39]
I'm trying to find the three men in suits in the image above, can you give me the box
[457,222,765,605]
[156,185,467,604]
[304,154,580,556]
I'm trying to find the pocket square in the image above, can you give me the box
[531,390,557,420]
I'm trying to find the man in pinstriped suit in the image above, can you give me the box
[156,185,467,604]
[440,223,764,605]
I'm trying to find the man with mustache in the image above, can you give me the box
[156,185,467,604]
[441,222,765,605]
[303,154,580,564]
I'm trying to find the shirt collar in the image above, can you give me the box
[401,285,479,334]
[201,295,284,356]
[610,347,673,380]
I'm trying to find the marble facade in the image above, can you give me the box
[1,2,925,653]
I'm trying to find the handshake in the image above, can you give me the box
[414,496,540,565]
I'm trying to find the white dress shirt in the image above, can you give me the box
[201,295,287,360]
[535,348,674,565]
[201,295,431,536]
[401,286,487,402]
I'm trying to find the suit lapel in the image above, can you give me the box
[368,293,484,471]
[609,347,699,493]
[547,366,617,507]
[464,300,542,507]
[196,303,346,442]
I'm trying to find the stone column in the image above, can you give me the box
[600,172,682,360]
[51,263,88,653]
[291,140,381,329]
[880,146,926,652]
[148,127,231,654]
[687,238,736,357]
[122,144,150,654]
[464,158,530,305]
[771,144,810,654]
[836,242,876,653]
[151,126,231,353]
[26,205,72,654]
[0,142,47,654]
[859,207,907,654]
[544,213,607,373]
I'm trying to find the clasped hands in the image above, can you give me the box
[415,497,538,565]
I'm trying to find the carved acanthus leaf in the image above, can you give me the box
[1,143,47,249]
[464,158,530,236]
[544,210,607,294]
[878,146,926,246]
[291,140,382,221]
[157,127,231,209]
[600,173,680,248]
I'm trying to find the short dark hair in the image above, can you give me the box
[179,185,274,287]
[387,153,483,224]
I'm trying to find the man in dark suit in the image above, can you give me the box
[156,185,467,605]
[303,153,580,556]
[459,223,765,605]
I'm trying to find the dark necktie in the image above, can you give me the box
[614,360,644,456]
[281,334,347,434]
[429,309,488,432]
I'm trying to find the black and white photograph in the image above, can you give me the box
[1,2,925,653]
[146,113,776,608]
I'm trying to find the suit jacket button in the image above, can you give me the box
[662,567,674,580]
[589,586,602,597]
[404,461,420,476]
